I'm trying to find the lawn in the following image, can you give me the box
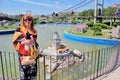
[0,26,17,30]
[66,28,110,39]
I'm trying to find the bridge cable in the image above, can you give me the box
[67,0,94,12]
[57,0,88,13]
[57,0,94,14]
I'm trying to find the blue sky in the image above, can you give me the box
[0,0,120,15]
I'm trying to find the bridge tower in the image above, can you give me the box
[94,0,104,23]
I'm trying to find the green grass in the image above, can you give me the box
[0,26,17,30]
[67,28,109,39]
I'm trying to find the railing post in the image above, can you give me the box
[43,56,46,80]
[96,50,100,77]
[0,51,5,80]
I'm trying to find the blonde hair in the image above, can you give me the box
[21,14,34,28]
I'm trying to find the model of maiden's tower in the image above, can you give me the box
[42,32,85,74]
[51,32,61,54]
[43,32,71,56]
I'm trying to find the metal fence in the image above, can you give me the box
[0,43,120,80]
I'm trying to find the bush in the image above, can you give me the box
[91,25,102,36]
[107,26,112,29]
[86,21,94,28]
[101,24,108,29]
[113,22,120,27]
[94,23,112,29]
[109,35,113,39]
[113,22,117,27]
[96,32,102,35]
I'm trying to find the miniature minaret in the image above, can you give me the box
[52,32,61,50]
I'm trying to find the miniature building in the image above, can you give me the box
[41,32,85,74]
[74,24,88,33]
[116,8,120,17]
[52,32,61,50]
[43,32,70,55]
[112,26,120,38]
[39,17,47,23]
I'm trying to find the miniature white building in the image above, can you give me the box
[52,32,61,50]
[43,32,70,56]
[112,26,120,38]
[43,32,62,55]
[41,32,84,74]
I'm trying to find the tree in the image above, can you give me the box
[104,7,116,16]
[91,25,102,36]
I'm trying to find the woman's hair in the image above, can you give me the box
[21,14,34,28]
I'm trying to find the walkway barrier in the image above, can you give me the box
[0,43,120,80]
[63,32,119,45]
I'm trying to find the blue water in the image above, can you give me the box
[0,24,109,52]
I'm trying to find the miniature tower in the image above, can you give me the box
[52,32,61,50]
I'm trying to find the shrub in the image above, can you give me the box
[113,22,117,27]
[109,35,113,39]
[113,22,120,27]
[94,23,112,29]
[91,25,102,36]
[86,21,94,28]
[96,32,102,35]
[107,26,112,29]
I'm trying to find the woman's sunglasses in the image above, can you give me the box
[24,18,32,22]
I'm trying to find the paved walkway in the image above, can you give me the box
[96,66,120,80]
[96,44,120,80]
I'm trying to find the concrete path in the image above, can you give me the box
[96,43,120,80]
[96,66,120,80]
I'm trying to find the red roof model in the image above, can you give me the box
[74,24,88,29]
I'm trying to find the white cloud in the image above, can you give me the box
[17,0,59,7]
[13,0,72,13]
[54,1,59,5]
[68,4,72,7]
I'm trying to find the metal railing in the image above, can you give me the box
[0,43,120,80]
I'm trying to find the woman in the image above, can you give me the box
[13,14,39,80]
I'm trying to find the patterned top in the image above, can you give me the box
[13,26,39,59]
